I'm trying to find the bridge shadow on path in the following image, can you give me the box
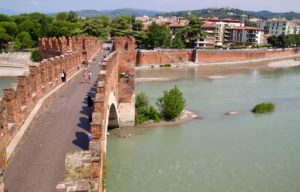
[72,71,99,150]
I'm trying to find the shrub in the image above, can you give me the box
[135,92,161,124]
[31,48,42,62]
[252,103,275,114]
[156,86,185,120]
[135,92,149,109]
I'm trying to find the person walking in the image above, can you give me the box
[88,71,92,84]
[60,71,65,82]
[83,70,88,83]
[63,70,67,82]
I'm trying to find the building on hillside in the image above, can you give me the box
[224,26,264,45]
[135,16,150,23]
[257,18,300,36]
[198,23,217,47]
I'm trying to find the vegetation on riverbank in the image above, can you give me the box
[252,102,275,113]
[135,86,186,125]
[135,92,160,124]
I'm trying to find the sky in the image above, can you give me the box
[0,0,299,13]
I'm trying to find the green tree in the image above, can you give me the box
[67,11,78,23]
[156,86,186,120]
[132,20,143,31]
[135,92,160,124]
[0,14,11,22]
[0,27,13,49]
[177,16,206,48]
[31,48,42,62]
[82,17,110,39]
[172,29,186,48]
[56,12,68,21]
[145,22,172,49]
[15,31,33,49]
[0,22,18,37]
[111,16,132,37]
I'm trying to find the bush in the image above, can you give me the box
[31,48,42,62]
[135,92,161,124]
[156,86,185,120]
[252,103,275,114]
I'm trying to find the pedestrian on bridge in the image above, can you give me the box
[88,71,92,84]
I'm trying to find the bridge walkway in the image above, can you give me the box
[3,51,107,192]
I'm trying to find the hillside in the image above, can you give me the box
[158,8,300,20]
[75,8,162,18]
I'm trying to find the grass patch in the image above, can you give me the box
[252,102,275,114]
[160,64,171,68]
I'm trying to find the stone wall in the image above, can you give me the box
[196,48,300,63]
[39,36,102,64]
[137,49,194,66]
[0,36,102,173]
[136,48,300,65]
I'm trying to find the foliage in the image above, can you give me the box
[145,22,171,49]
[135,92,161,124]
[268,34,300,48]
[15,31,33,49]
[0,27,13,49]
[160,64,171,67]
[31,48,42,62]
[156,86,186,120]
[110,16,132,37]
[174,16,207,48]
[0,22,18,37]
[82,17,110,39]
[252,103,275,113]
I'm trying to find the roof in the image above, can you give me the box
[226,26,264,31]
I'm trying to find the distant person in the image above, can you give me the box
[60,71,65,82]
[77,63,80,71]
[88,71,92,84]
[63,70,67,82]
[83,70,88,83]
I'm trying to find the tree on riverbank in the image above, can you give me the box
[135,92,160,124]
[156,86,186,120]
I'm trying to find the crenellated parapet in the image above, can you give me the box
[39,36,103,63]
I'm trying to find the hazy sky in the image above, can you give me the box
[0,0,299,13]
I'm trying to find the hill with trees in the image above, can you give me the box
[159,8,300,20]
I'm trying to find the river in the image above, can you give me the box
[107,65,300,192]
[0,77,17,97]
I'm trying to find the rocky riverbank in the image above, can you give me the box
[109,110,200,138]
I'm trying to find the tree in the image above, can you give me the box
[15,31,33,49]
[0,22,18,37]
[82,17,110,39]
[135,92,160,124]
[56,12,68,21]
[145,22,172,49]
[0,27,13,49]
[110,16,132,37]
[0,14,11,22]
[31,48,42,62]
[177,16,207,48]
[172,29,186,48]
[67,11,78,23]
[156,86,186,120]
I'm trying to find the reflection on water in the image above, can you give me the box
[0,77,17,96]
[107,64,300,192]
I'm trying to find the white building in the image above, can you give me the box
[257,18,300,36]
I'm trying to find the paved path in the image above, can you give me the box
[4,51,106,192]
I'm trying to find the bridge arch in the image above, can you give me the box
[103,91,119,152]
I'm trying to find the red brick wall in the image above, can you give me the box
[137,49,193,66]
[136,48,300,65]
[197,48,300,63]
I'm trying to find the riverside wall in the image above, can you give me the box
[136,48,300,65]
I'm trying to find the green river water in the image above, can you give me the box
[0,76,17,96]
[107,66,300,192]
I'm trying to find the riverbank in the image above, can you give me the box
[268,59,300,68]
[109,110,200,138]
[0,52,33,76]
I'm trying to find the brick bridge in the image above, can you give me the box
[0,36,136,192]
